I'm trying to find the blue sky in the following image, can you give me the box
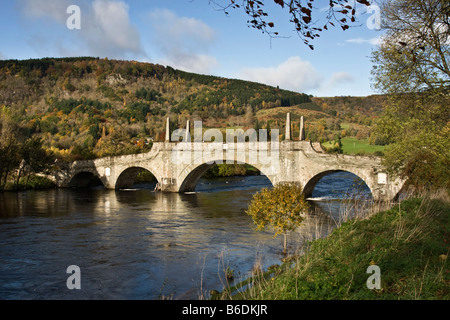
[0,0,384,97]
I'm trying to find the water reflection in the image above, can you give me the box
[0,172,369,300]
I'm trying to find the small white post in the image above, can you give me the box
[285,113,291,140]
[165,118,170,142]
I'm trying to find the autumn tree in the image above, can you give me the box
[246,182,309,253]
[371,0,450,93]
[370,0,450,191]
[93,126,145,158]
[19,136,55,188]
[210,0,371,49]
[0,113,22,191]
[0,107,56,191]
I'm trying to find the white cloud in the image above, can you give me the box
[238,56,323,93]
[237,57,360,96]
[311,71,360,97]
[149,9,218,74]
[150,9,215,49]
[18,0,145,59]
[18,0,72,23]
[85,0,144,57]
[328,72,355,87]
[158,52,219,75]
[346,37,382,46]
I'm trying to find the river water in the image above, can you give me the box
[0,172,370,300]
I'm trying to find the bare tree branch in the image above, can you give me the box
[209,0,371,49]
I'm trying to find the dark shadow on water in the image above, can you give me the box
[194,175,272,193]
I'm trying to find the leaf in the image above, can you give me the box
[357,0,371,6]
[301,7,312,15]
[274,0,284,8]
[302,16,312,24]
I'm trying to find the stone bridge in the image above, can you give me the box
[53,114,404,201]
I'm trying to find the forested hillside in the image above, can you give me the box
[0,57,385,163]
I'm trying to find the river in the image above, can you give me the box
[0,172,370,300]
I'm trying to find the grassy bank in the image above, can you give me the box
[3,175,56,191]
[323,137,385,155]
[217,194,449,300]
[203,164,260,178]
[341,137,385,155]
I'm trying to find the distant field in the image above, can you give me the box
[323,137,385,155]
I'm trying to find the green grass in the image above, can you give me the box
[342,137,385,155]
[323,137,385,155]
[4,175,56,191]
[217,195,450,300]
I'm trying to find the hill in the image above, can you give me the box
[0,57,386,161]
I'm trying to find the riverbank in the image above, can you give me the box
[1,175,56,192]
[203,164,260,178]
[216,193,449,300]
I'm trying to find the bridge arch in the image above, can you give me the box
[68,170,104,188]
[303,170,374,200]
[178,161,274,193]
[115,167,159,190]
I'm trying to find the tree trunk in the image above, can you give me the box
[2,169,10,191]
[15,163,24,190]
[26,171,32,187]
